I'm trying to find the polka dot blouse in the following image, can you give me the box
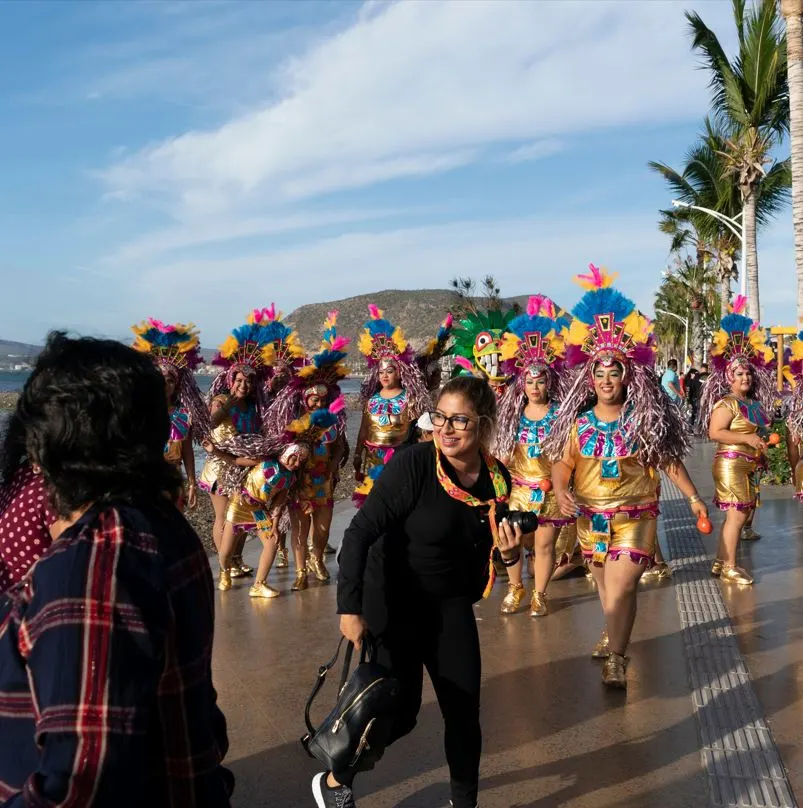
[0,465,57,595]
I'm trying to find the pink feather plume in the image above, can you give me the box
[368,304,381,319]
[454,356,474,371]
[527,295,542,316]
[577,263,604,289]
[330,335,351,351]
[732,295,747,315]
[329,395,346,415]
[444,313,453,329]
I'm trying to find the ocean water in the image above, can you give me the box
[0,373,364,470]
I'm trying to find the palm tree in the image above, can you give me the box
[649,120,790,316]
[782,0,803,326]
[686,0,789,323]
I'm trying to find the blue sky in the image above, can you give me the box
[0,0,795,346]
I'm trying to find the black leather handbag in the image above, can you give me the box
[301,636,400,774]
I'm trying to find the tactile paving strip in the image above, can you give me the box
[660,476,797,807]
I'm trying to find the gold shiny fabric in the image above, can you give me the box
[198,398,238,493]
[507,444,563,521]
[226,495,256,528]
[576,512,657,557]
[571,454,659,511]
[164,439,183,464]
[711,396,763,509]
[796,460,803,500]
[364,402,411,447]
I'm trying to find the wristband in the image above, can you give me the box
[500,552,521,568]
[689,494,701,505]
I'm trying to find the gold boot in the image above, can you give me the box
[711,559,724,577]
[719,564,754,585]
[530,591,548,617]
[217,568,232,592]
[500,583,525,614]
[249,581,280,599]
[602,652,628,689]
[591,630,610,660]
[741,526,761,541]
[275,547,289,569]
[306,555,330,582]
[232,555,254,576]
[291,570,308,591]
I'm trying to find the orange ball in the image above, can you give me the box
[538,479,553,493]
[767,433,781,446]
[697,515,713,535]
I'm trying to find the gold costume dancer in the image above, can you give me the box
[700,297,776,585]
[494,295,574,617]
[547,265,706,689]
[353,305,430,507]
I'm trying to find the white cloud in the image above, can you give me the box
[100,0,733,228]
[501,140,565,164]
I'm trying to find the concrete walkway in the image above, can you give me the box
[211,441,800,807]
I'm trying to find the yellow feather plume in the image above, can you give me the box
[499,332,520,362]
[392,327,408,355]
[566,319,590,347]
[358,331,374,357]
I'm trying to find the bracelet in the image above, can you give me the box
[500,552,521,567]
[689,494,701,504]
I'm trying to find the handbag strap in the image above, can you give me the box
[303,635,376,737]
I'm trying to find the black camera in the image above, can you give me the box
[495,503,539,534]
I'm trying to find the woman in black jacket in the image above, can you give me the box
[312,376,521,808]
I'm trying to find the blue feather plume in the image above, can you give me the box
[572,287,634,325]
[720,313,753,336]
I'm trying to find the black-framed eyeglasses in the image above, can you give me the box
[429,411,476,431]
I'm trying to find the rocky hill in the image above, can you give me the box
[286,288,531,352]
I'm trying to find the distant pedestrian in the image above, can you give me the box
[685,366,702,429]
[661,358,683,404]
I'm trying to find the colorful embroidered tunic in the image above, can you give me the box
[711,395,768,510]
[507,405,572,527]
[296,423,340,512]
[565,408,659,566]
[198,396,259,495]
[164,406,191,465]
[354,390,413,506]
[228,459,293,534]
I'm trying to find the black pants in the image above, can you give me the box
[351,590,482,808]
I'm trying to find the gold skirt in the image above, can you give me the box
[508,481,574,527]
[576,512,657,565]
[713,454,760,510]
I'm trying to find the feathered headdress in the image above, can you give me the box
[213,305,304,377]
[495,296,569,459]
[543,264,689,470]
[284,395,346,445]
[418,314,454,365]
[500,296,567,379]
[700,295,776,433]
[357,305,431,416]
[266,313,351,437]
[564,265,655,372]
[131,318,210,441]
[451,308,516,383]
[358,305,414,367]
[785,330,803,442]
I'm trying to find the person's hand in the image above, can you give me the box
[340,614,368,649]
[744,434,767,452]
[690,498,708,520]
[496,517,522,560]
[556,488,577,517]
[186,483,198,510]
[202,440,217,455]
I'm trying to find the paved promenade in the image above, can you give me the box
[211,440,802,807]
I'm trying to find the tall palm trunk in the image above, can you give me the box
[691,306,703,366]
[719,273,730,317]
[743,188,760,321]
[783,0,803,327]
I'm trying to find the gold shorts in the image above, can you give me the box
[226,495,257,530]
[576,512,657,566]
[713,455,760,510]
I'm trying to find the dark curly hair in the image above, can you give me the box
[18,331,182,517]
[0,411,27,487]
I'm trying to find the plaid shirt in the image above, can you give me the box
[0,500,232,807]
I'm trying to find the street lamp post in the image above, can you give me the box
[671,200,745,297]
[655,308,690,372]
